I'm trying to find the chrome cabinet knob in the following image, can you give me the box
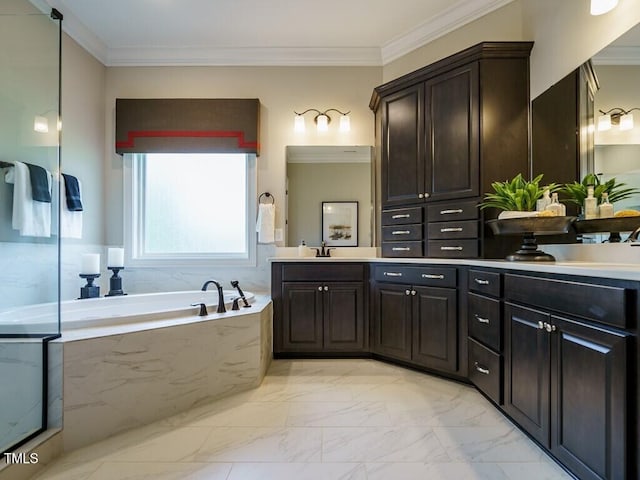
[424,192,430,198]
[324,286,329,291]
[418,193,424,199]
[411,290,416,296]
[318,286,323,291]
[405,290,411,295]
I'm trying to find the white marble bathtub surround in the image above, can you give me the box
[30,359,573,480]
[58,299,272,452]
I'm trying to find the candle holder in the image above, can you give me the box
[105,267,127,297]
[79,274,101,299]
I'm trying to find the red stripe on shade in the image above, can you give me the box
[115,130,259,149]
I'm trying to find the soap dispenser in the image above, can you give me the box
[584,185,598,220]
[545,192,565,216]
[298,240,308,257]
[598,192,614,218]
[537,189,551,212]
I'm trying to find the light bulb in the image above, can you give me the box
[590,0,618,15]
[34,115,49,133]
[294,114,305,133]
[597,114,611,131]
[316,114,329,132]
[339,114,351,133]
[619,113,634,131]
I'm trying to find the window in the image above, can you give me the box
[124,153,256,266]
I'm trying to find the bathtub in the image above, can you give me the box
[1,290,273,452]
[0,290,255,333]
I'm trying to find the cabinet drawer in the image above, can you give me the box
[408,266,457,287]
[382,224,423,242]
[382,241,423,257]
[504,274,629,328]
[281,263,364,282]
[427,199,478,221]
[427,239,478,258]
[468,293,501,351]
[427,220,478,239]
[468,269,501,297]
[373,265,413,284]
[382,207,423,225]
[468,338,502,405]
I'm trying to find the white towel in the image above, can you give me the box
[60,174,83,239]
[10,161,51,237]
[256,203,275,243]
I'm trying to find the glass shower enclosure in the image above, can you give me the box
[0,1,62,454]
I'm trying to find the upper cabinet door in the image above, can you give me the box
[424,63,479,202]
[381,85,425,207]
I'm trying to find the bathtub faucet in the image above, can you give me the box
[201,280,226,313]
[230,280,251,308]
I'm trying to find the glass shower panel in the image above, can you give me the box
[0,1,61,454]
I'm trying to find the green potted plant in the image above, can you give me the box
[561,173,640,211]
[480,173,560,218]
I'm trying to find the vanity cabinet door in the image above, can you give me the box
[411,286,458,373]
[323,282,365,352]
[381,85,425,207]
[281,282,323,352]
[550,315,629,480]
[424,63,479,202]
[372,283,413,361]
[504,303,551,448]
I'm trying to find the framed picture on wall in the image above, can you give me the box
[322,201,358,246]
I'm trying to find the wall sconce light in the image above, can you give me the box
[590,0,618,15]
[293,108,351,133]
[597,108,640,131]
[33,111,61,133]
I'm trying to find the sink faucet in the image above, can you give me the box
[313,241,335,258]
[201,280,226,313]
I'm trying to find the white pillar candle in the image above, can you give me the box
[81,254,100,275]
[107,248,124,267]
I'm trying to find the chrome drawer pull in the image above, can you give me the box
[440,246,463,251]
[391,214,411,219]
[474,314,490,324]
[422,274,444,280]
[474,278,490,285]
[440,227,463,233]
[440,209,464,215]
[383,272,403,277]
[392,247,411,251]
[391,230,411,235]
[474,362,490,375]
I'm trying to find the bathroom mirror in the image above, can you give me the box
[285,145,374,247]
[592,23,640,210]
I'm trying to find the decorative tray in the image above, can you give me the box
[572,217,640,234]
[486,216,577,236]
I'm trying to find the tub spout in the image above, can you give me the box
[201,280,226,313]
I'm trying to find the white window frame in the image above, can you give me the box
[123,153,257,267]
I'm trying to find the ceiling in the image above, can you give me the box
[31,0,516,66]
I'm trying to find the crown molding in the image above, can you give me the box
[381,0,516,64]
[105,46,382,67]
[592,46,640,65]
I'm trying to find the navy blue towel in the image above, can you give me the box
[62,173,83,211]
[25,163,51,203]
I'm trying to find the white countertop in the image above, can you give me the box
[269,255,640,281]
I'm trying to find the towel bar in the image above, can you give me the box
[0,161,13,169]
[258,192,274,204]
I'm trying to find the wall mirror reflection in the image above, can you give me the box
[285,145,373,247]
[593,23,640,211]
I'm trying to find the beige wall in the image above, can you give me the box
[103,66,381,245]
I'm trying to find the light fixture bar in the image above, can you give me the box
[293,108,351,133]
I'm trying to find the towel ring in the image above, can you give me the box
[258,192,275,205]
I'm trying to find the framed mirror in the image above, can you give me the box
[285,145,373,247]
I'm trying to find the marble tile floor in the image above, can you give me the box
[31,359,574,480]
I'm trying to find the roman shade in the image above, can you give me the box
[115,98,260,155]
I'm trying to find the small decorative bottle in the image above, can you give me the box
[545,192,565,216]
[537,189,551,212]
[598,192,614,218]
[298,240,308,257]
[583,185,598,220]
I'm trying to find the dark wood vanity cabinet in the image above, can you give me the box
[371,264,459,375]
[272,262,367,355]
[503,273,632,480]
[372,42,532,259]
